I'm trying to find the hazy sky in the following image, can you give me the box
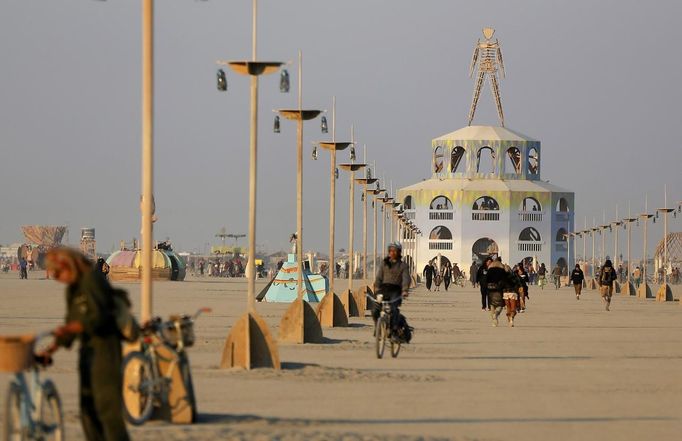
[1,0,681,258]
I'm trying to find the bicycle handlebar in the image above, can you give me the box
[365,293,404,304]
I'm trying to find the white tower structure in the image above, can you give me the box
[398,29,574,273]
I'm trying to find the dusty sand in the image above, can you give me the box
[1,273,681,441]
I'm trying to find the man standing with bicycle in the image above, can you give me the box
[41,248,135,441]
[373,243,410,339]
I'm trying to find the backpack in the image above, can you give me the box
[396,314,413,343]
[600,267,614,285]
[110,288,140,342]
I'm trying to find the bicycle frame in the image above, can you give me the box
[10,367,51,439]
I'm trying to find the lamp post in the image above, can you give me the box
[638,196,655,299]
[355,158,377,282]
[338,127,365,317]
[218,0,284,370]
[380,192,394,258]
[275,50,324,343]
[315,97,352,327]
[656,185,674,302]
[622,204,637,296]
[367,183,385,282]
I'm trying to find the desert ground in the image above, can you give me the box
[1,273,681,441]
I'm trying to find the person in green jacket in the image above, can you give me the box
[42,248,134,441]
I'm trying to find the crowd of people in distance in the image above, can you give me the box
[189,257,249,278]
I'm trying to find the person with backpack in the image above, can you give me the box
[373,243,411,342]
[39,248,138,441]
[571,264,585,300]
[598,259,617,311]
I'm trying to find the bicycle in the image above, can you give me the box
[121,307,210,425]
[1,332,64,441]
[370,294,405,359]
[538,275,546,290]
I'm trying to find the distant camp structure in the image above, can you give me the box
[654,232,682,275]
[106,240,186,282]
[19,225,68,269]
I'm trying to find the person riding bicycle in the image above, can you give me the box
[552,264,563,289]
[373,242,410,339]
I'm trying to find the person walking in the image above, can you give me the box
[433,268,443,292]
[19,257,28,279]
[477,257,492,310]
[552,264,563,289]
[571,264,585,300]
[633,266,641,289]
[516,265,529,312]
[443,262,452,291]
[537,263,547,289]
[41,248,137,441]
[469,261,478,287]
[598,259,617,311]
[423,261,434,292]
[485,258,508,327]
[502,265,521,327]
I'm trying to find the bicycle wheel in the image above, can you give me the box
[122,351,155,425]
[39,380,64,441]
[3,382,24,441]
[375,318,387,359]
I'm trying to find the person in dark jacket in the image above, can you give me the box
[422,261,434,291]
[374,243,411,336]
[598,259,617,311]
[443,262,452,291]
[485,258,508,326]
[571,264,585,300]
[42,248,133,441]
[477,257,492,310]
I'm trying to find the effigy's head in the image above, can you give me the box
[483,27,495,40]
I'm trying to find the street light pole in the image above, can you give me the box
[338,127,365,316]
[638,195,654,299]
[656,185,674,302]
[219,0,284,370]
[315,98,352,328]
[140,0,154,323]
[276,51,323,342]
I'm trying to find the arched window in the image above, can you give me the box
[429,226,453,250]
[556,197,569,212]
[519,197,543,221]
[505,147,521,175]
[520,197,541,212]
[430,196,453,210]
[429,196,453,220]
[476,146,496,174]
[451,146,466,173]
[556,228,568,242]
[403,195,413,210]
[433,145,444,173]
[472,237,499,263]
[519,227,542,242]
[472,196,500,221]
[528,147,539,175]
[473,196,499,211]
[429,226,452,240]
